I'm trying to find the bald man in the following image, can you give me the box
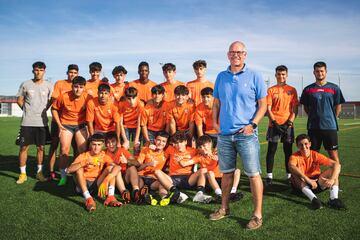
[210,41,267,230]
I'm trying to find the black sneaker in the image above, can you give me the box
[265,178,273,186]
[230,192,244,201]
[169,188,180,204]
[215,194,222,203]
[328,198,346,210]
[311,197,322,210]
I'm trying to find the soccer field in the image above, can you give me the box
[0,117,359,239]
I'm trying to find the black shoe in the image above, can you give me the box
[311,198,322,210]
[169,188,180,204]
[328,198,346,210]
[265,178,273,186]
[230,192,244,201]
[215,194,222,203]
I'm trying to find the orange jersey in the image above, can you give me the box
[137,147,167,178]
[267,84,299,125]
[194,152,222,178]
[128,79,157,103]
[288,150,332,178]
[51,79,72,99]
[86,98,121,132]
[73,151,113,181]
[105,147,132,172]
[161,80,185,102]
[140,101,169,131]
[195,102,218,135]
[166,146,198,176]
[111,82,128,101]
[118,100,144,128]
[86,79,101,98]
[52,91,90,125]
[167,101,195,131]
[186,80,214,106]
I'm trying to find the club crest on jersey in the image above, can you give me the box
[287,90,292,95]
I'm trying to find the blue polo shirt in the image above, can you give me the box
[213,65,267,135]
[300,82,345,130]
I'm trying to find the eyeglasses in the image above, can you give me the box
[228,51,246,56]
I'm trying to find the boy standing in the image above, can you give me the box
[160,63,185,102]
[86,62,102,98]
[129,61,157,103]
[111,65,128,102]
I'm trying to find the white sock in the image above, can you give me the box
[267,173,273,179]
[83,191,91,199]
[108,186,115,196]
[287,173,291,179]
[215,188,222,195]
[302,186,316,201]
[60,169,66,179]
[20,166,26,174]
[37,165,43,173]
[330,185,339,200]
[230,187,237,194]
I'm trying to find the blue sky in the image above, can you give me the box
[1,0,360,100]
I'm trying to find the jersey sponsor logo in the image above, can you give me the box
[305,88,336,94]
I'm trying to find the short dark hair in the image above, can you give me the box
[196,135,212,148]
[112,65,127,75]
[295,134,311,145]
[174,85,189,96]
[89,62,102,72]
[171,131,187,143]
[32,61,46,69]
[313,61,327,70]
[105,131,118,143]
[156,131,170,140]
[72,76,86,85]
[162,63,176,72]
[193,60,207,69]
[201,87,213,96]
[138,61,149,70]
[125,86,138,98]
[151,85,165,95]
[98,83,111,93]
[67,64,79,72]
[89,133,105,143]
[275,65,288,73]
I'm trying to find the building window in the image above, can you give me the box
[0,103,10,115]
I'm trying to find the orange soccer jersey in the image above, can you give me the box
[194,152,222,178]
[86,98,120,132]
[86,79,101,98]
[118,100,144,129]
[267,84,299,125]
[73,151,113,181]
[52,91,90,125]
[186,80,214,106]
[137,147,167,178]
[111,82,128,101]
[288,150,332,178]
[161,80,185,102]
[195,102,218,135]
[166,146,198,176]
[105,147,132,173]
[51,79,72,99]
[140,101,168,132]
[167,101,195,131]
[128,79,157,103]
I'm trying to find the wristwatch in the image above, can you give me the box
[251,122,257,129]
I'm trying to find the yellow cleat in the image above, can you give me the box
[16,173,27,184]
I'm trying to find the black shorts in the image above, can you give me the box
[63,123,87,135]
[266,126,294,143]
[171,175,193,189]
[308,130,338,151]
[19,126,48,146]
[75,180,98,195]
[50,121,59,138]
[141,176,156,187]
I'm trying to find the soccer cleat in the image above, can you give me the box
[104,195,122,207]
[265,178,273,186]
[16,173,27,184]
[57,177,67,186]
[177,192,189,204]
[134,186,149,204]
[328,198,346,210]
[230,192,244,202]
[160,190,180,206]
[36,171,47,182]
[121,190,131,204]
[145,193,158,206]
[85,197,96,212]
[209,208,230,221]
[311,197,322,210]
[193,191,213,203]
[246,216,263,230]
[215,194,222,203]
[47,171,57,181]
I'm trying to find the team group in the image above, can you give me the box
[15,40,346,230]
